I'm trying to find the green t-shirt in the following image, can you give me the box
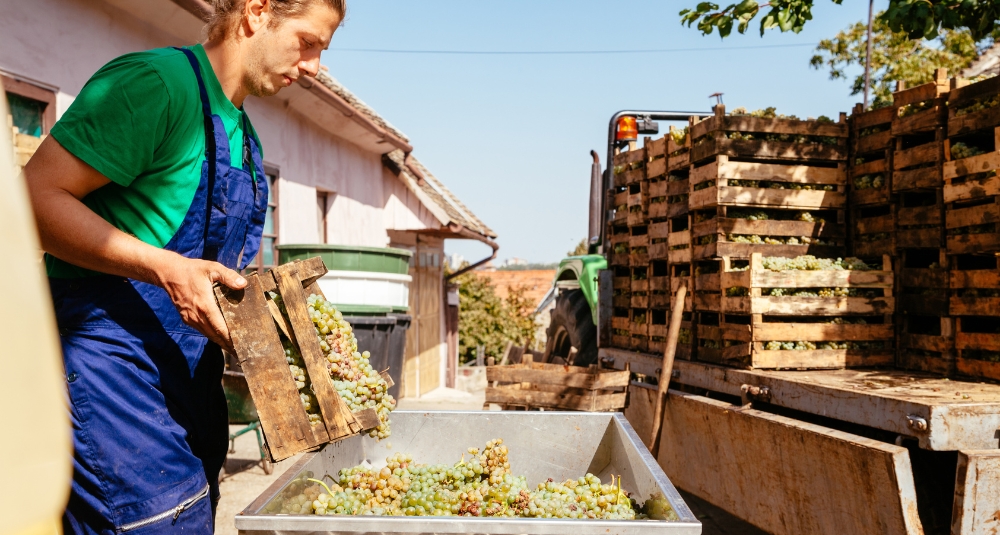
[47,44,260,278]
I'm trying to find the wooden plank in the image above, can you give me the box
[691,137,847,164]
[852,105,895,130]
[215,273,321,461]
[690,185,845,211]
[893,142,941,170]
[646,157,666,178]
[893,166,942,191]
[893,77,947,107]
[752,322,894,341]
[724,296,895,315]
[851,157,889,176]
[947,76,1000,107]
[897,204,942,226]
[891,106,946,135]
[484,385,626,411]
[691,217,845,238]
[272,265,361,439]
[955,331,1000,351]
[948,233,1000,255]
[751,349,894,369]
[657,390,924,535]
[856,129,893,154]
[486,364,629,389]
[951,450,1000,535]
[750,270,893,288]
[719,115,848,137]
[944,151,1000,181]
[260,257,328,293]
[951,269,1000,288]
[623,382,658,450]
[946,203,1000,229]
[691,156,845,184]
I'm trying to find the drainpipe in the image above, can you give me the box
[444,224,500,281]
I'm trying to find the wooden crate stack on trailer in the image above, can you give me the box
[647,126,695,359]
[848,103,895,257]
[684,104,850,366]
[883,70,954,374]
[694,253,895,369]
[942,73,1000,381]
[608,148,636,350]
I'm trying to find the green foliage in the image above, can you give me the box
[455,272,537,364]
[569,238,589,256]
[680,0,1000,40]
[810,15,985,107]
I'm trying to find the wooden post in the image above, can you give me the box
[649,284,688,453]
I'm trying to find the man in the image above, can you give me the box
[24,0,344,532]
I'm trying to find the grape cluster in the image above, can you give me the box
[667,172,686,182]
[668,194,688,205]
[857,124,889,137]
[279,294,396,438]
[669,127,689,145]
[951,142,986,160]
[720,107,838,145]
[263,439,666,520]
[853,174,885,190]
[759,255,873,271]
[693,180,715,191]
[954,91,1000,117]
[856,231,891,243]
[650,196,666,205]
[726,234,834,246]
[612,243,628,254]
[897,100,933,118]
[764,341,886,351]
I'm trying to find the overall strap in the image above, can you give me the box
[173,47,218,257]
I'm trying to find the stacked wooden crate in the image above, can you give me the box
[943,73,1000,381]
[646,127,695,359]
[608,148,637,350]
[695,253,895,368]
[685,104,851,368]
[848,103,895,256]
[886,70,953,374]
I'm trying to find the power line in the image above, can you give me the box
[327,43,816,55]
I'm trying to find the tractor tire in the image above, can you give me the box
[544,289,597,366]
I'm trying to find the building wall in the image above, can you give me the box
[0,0,443,250]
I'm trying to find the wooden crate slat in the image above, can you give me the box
[750,349,895,369]
[485,385,626,411]
[486,365,629,390]
[272,265,362,438]
[260,256,327,294]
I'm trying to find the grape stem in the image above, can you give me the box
[308,478,335,497]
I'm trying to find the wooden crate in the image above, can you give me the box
[13,131,42,170]
[689,104,849,165]
[612,145,646,187]
[897,315,955,376]
[849,149,892,206]
[850,103,894,156]
[850,203,895,257]
[611,313,631,350]
[649,260,670,308]
[692,254,895,368]
[609,187,628,225]
[648,217,691,264]
[649,309,694,360]
[943,127,1000,254]
[484,362,629,411]
[892,131,945,192]
[891,69,949,137]
[666,124,692,173]
[689,154,847,211]
[948,74,1000,137]
[691,206,846,260]
[649,173,691,220]
[627,180,649,226]
[608,224,630,267]
[949,255,1000,380]
[628,227,649,267]
[896,190,945,249]
[645,134,667,180]
[897,248,949,316]
[215,258,384,462]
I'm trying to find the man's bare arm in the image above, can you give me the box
[25,137,246,350]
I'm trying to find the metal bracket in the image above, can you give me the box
[906,415,928,432]
[740,384,771,406]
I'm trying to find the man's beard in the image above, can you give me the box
[242,41,279,98]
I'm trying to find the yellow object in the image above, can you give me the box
[0,85,72,535]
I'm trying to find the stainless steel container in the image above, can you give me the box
[236,410,701,535]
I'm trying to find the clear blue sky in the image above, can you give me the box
[321,1,888,264]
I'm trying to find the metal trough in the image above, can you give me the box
[236,410,701,535]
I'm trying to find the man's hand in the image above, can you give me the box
[157,256,247,352]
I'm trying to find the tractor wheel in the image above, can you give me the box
[544,289,597,366]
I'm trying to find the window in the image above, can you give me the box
[316,190,329,243]
[2,74,56,137]
[248,166,279,272]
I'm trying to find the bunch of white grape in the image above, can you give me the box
[278,294,396,438]
[853,174,885,190]
[308,294,395,439]
[760,255,872,271]
[727,179,834,191]
[262,438,669,520]
[954,91,1000,117]
[951,142,986,160]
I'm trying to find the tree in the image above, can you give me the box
[454,271,537,364]
[680,1,1000,40]
[568,239,589,256]
[810,15,984,107]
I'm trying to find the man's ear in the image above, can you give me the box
[244,0,271,35]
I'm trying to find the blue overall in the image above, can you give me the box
[52,47,267,534]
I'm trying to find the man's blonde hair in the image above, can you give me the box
[206,0,346,41]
